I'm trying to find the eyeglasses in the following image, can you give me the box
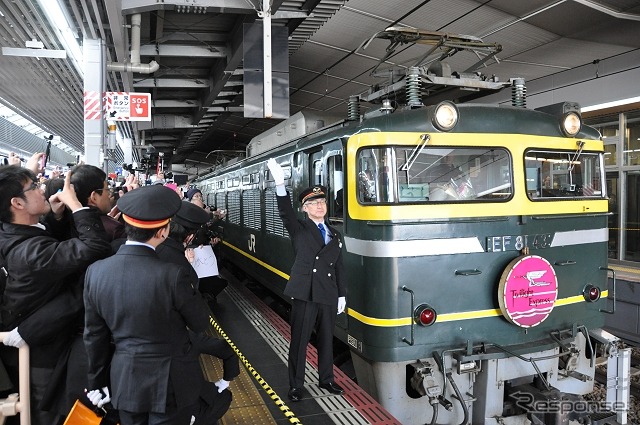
[17,181,39,196]
[305,198,327,207]
[95,188,114,198]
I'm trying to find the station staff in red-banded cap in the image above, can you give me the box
[83,185,212,425]
[267,158,347,403]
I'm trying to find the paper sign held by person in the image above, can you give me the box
[191,245,219,278]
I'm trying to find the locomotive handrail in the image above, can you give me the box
[599,266,616,314]
[454,269,481,276]
[0,332,30,425]
[554,260,576,266]
[401,286,415,346]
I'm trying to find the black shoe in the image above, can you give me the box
[319,382,344,395]
[288,387,303,402]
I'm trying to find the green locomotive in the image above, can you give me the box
[195,29,624,425]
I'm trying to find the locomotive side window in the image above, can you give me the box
[525,150,605,199]
[356,147,512,204]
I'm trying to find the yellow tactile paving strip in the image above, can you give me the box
[199,321,277,425]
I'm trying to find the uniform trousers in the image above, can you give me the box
[189,331,240,381]
[118,402,193,425]
[288,298,336,388]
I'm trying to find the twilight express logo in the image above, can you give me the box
[498,255,558,327]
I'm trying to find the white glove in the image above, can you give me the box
[3,328,25,348]
[267,158,285,186]
[87,387,111,408]
[337,296,346,314]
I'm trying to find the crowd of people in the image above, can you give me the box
[0,152,349,424]
[0,152,236,425]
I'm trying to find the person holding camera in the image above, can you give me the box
[155,200,236,423]
[266,158,347,402]
[0,166,112,424]
[185,188,228,303]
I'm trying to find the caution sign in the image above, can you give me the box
[105,92,151,121]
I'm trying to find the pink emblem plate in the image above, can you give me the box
[498,255,558,328]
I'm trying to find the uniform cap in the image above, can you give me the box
[173,200,210,230]
[299,185,327,204]
[117,185,182,229]
[186,188,202,201]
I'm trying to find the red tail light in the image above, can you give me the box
[583,285,601,302]
[414,304,437,326]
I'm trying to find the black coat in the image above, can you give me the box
[0,209,111,367]
[84,244,211,414]
[276,192,346,306]
[156,237,198,282]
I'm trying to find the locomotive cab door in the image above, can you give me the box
[306,142,344,225]
[307,142,347,332]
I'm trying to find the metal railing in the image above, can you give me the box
[0,332,30,425]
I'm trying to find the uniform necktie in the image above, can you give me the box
[318,223,327,245]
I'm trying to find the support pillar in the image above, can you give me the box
[83,38,105,167]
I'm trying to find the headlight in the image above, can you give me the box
[561,112,581,137]
[433,101,458,131]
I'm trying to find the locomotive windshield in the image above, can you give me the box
[525,149,605,199]
[356,147,512,203]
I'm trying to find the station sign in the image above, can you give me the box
[105,92,151,121]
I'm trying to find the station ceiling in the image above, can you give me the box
[0,0,639,174]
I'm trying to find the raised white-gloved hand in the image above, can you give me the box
[337,296,346,314]
[267,158,285,186]
[87,387,111,408]
[3,327,25,348]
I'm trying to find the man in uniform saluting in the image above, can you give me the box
[267,159,347,402]
[83,185,212,425]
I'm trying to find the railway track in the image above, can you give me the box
[594,368,640,399]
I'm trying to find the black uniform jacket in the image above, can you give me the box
[276,191,346,306]
[84,244,210,414]
[156,237,199,282]
[0,209,111,366]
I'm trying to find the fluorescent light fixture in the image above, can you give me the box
[1,47,67,58]
[34,0,83,76]
[581,96,640,113]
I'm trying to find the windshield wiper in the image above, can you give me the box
[400,134,430,172]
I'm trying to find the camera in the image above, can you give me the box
[190,221,223,246]
[203,221,222,240]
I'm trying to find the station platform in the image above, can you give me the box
[200,271,401,425]
[604,262,640,346]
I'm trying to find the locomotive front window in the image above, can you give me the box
[525,150,605,200]
[356,147,512,204]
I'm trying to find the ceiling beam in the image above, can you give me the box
[133,78,210,88]
[121,0,256,15]
[139,44,227,58]
[152,99,201,108]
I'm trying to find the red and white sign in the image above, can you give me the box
[498,255,558,328]
[105,92,151,121]
[83,90,103,120]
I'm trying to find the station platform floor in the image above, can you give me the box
[604,262,640,346]
[201,270,401,425]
